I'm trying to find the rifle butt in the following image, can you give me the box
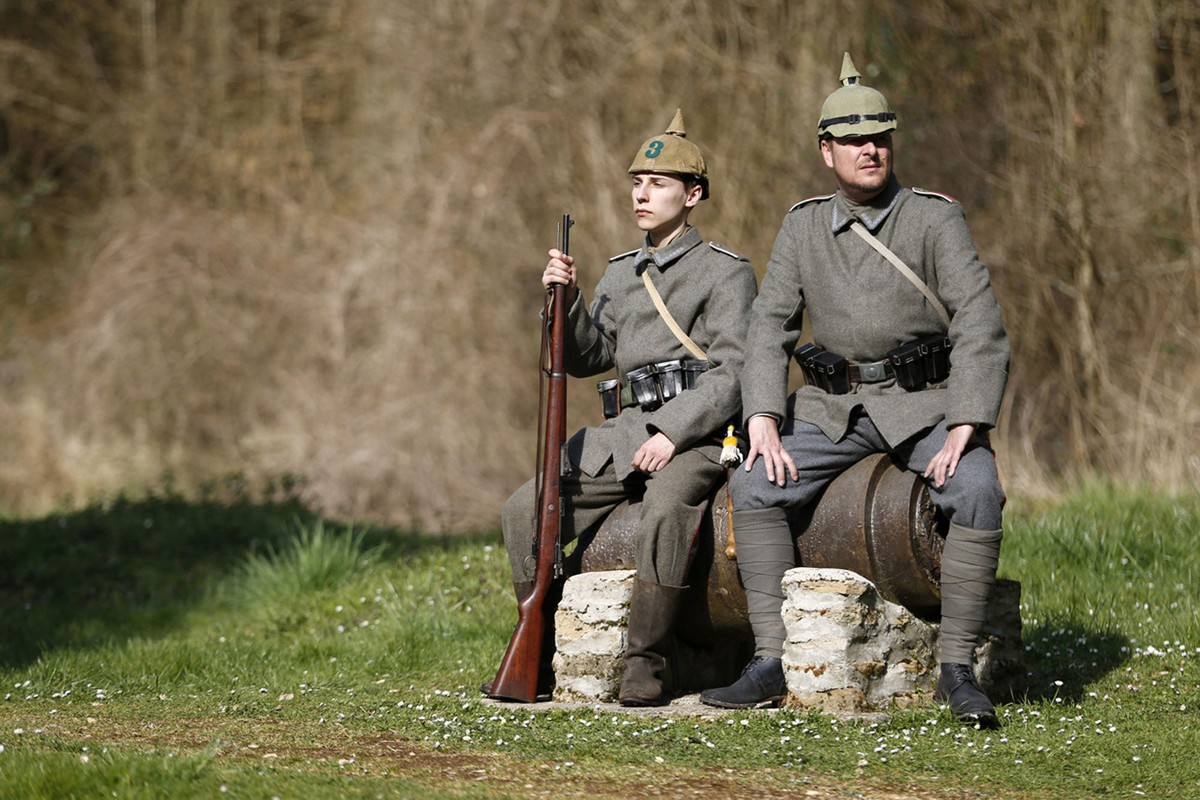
[485,595,548,702]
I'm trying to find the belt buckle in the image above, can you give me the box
[858,362,887,382]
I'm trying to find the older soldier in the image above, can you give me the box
[699,55,1010,728]
[494,110,757,706]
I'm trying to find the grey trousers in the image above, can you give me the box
[732,411,1004,527]
[730,410,1005,663]
[503,443,726,587]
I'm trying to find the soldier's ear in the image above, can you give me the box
[820,138,835,169]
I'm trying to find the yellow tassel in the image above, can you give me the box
[719,424,743,468]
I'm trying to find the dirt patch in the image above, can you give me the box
[10,708,982,800]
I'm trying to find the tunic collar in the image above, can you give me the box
[831,175,903,233]
[634,225,703,272]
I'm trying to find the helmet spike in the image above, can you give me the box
[665,108,687,137]
[839,52,860,86]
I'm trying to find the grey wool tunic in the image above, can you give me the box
[742,177,1009,446]
[564,225,758,479]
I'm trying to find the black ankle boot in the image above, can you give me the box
[935,662,999,728]
[699,656,786,709]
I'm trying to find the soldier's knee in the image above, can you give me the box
[939,455,1005,529]
[501,481,539,579]
[729,462,773,511]
[729,463,756,493]
[502,481,537,539]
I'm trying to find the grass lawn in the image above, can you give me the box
[0,480,1196,799]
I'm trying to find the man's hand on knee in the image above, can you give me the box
[632,432,677,474]
[924,423,975,488]
[745,414,799,487]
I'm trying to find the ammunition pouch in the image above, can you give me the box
[794,343,851,394]
[887,334,952,390]
[596,378,622,419]
[597,359,708,418]
[795,335,952,394]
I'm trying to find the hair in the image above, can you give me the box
[683,175,708,198]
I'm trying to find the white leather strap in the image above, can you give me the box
[641,269,708,361]
[850,221,951,327]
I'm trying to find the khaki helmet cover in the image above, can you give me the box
[817,53,897,139]
[627,109,710,199]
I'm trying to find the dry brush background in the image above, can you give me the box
[1,1,1197,531]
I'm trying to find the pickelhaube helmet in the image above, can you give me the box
[816,53,897,139]
[627,109,710,199]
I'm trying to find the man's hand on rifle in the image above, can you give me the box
[543,249,579,306]
[632,431,676,474]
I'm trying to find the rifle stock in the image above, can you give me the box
[487,214,572,702]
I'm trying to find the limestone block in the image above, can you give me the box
[781,568,1025,713]
[782,568,935,712]
[551,569,753,702]
[552,570,634,702]
[974,579,1026,702]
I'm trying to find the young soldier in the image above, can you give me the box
[699,55,1010,728]
[496,110,757,706]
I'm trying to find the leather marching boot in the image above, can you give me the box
[481,580,558,698]
[699,655,786,709]
[935,662,999,728]
[618,578,686,707]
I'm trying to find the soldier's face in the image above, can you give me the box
[821,133,893,202]
[631,173,702,244]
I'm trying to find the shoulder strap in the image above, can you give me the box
[849,221,951,327]
[641,269,708,361]
[789,193,836,213]
[608,248,639,263]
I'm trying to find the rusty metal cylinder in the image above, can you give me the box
[579,453,947,643]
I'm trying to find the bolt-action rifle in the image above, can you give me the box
[486,214,573,702]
